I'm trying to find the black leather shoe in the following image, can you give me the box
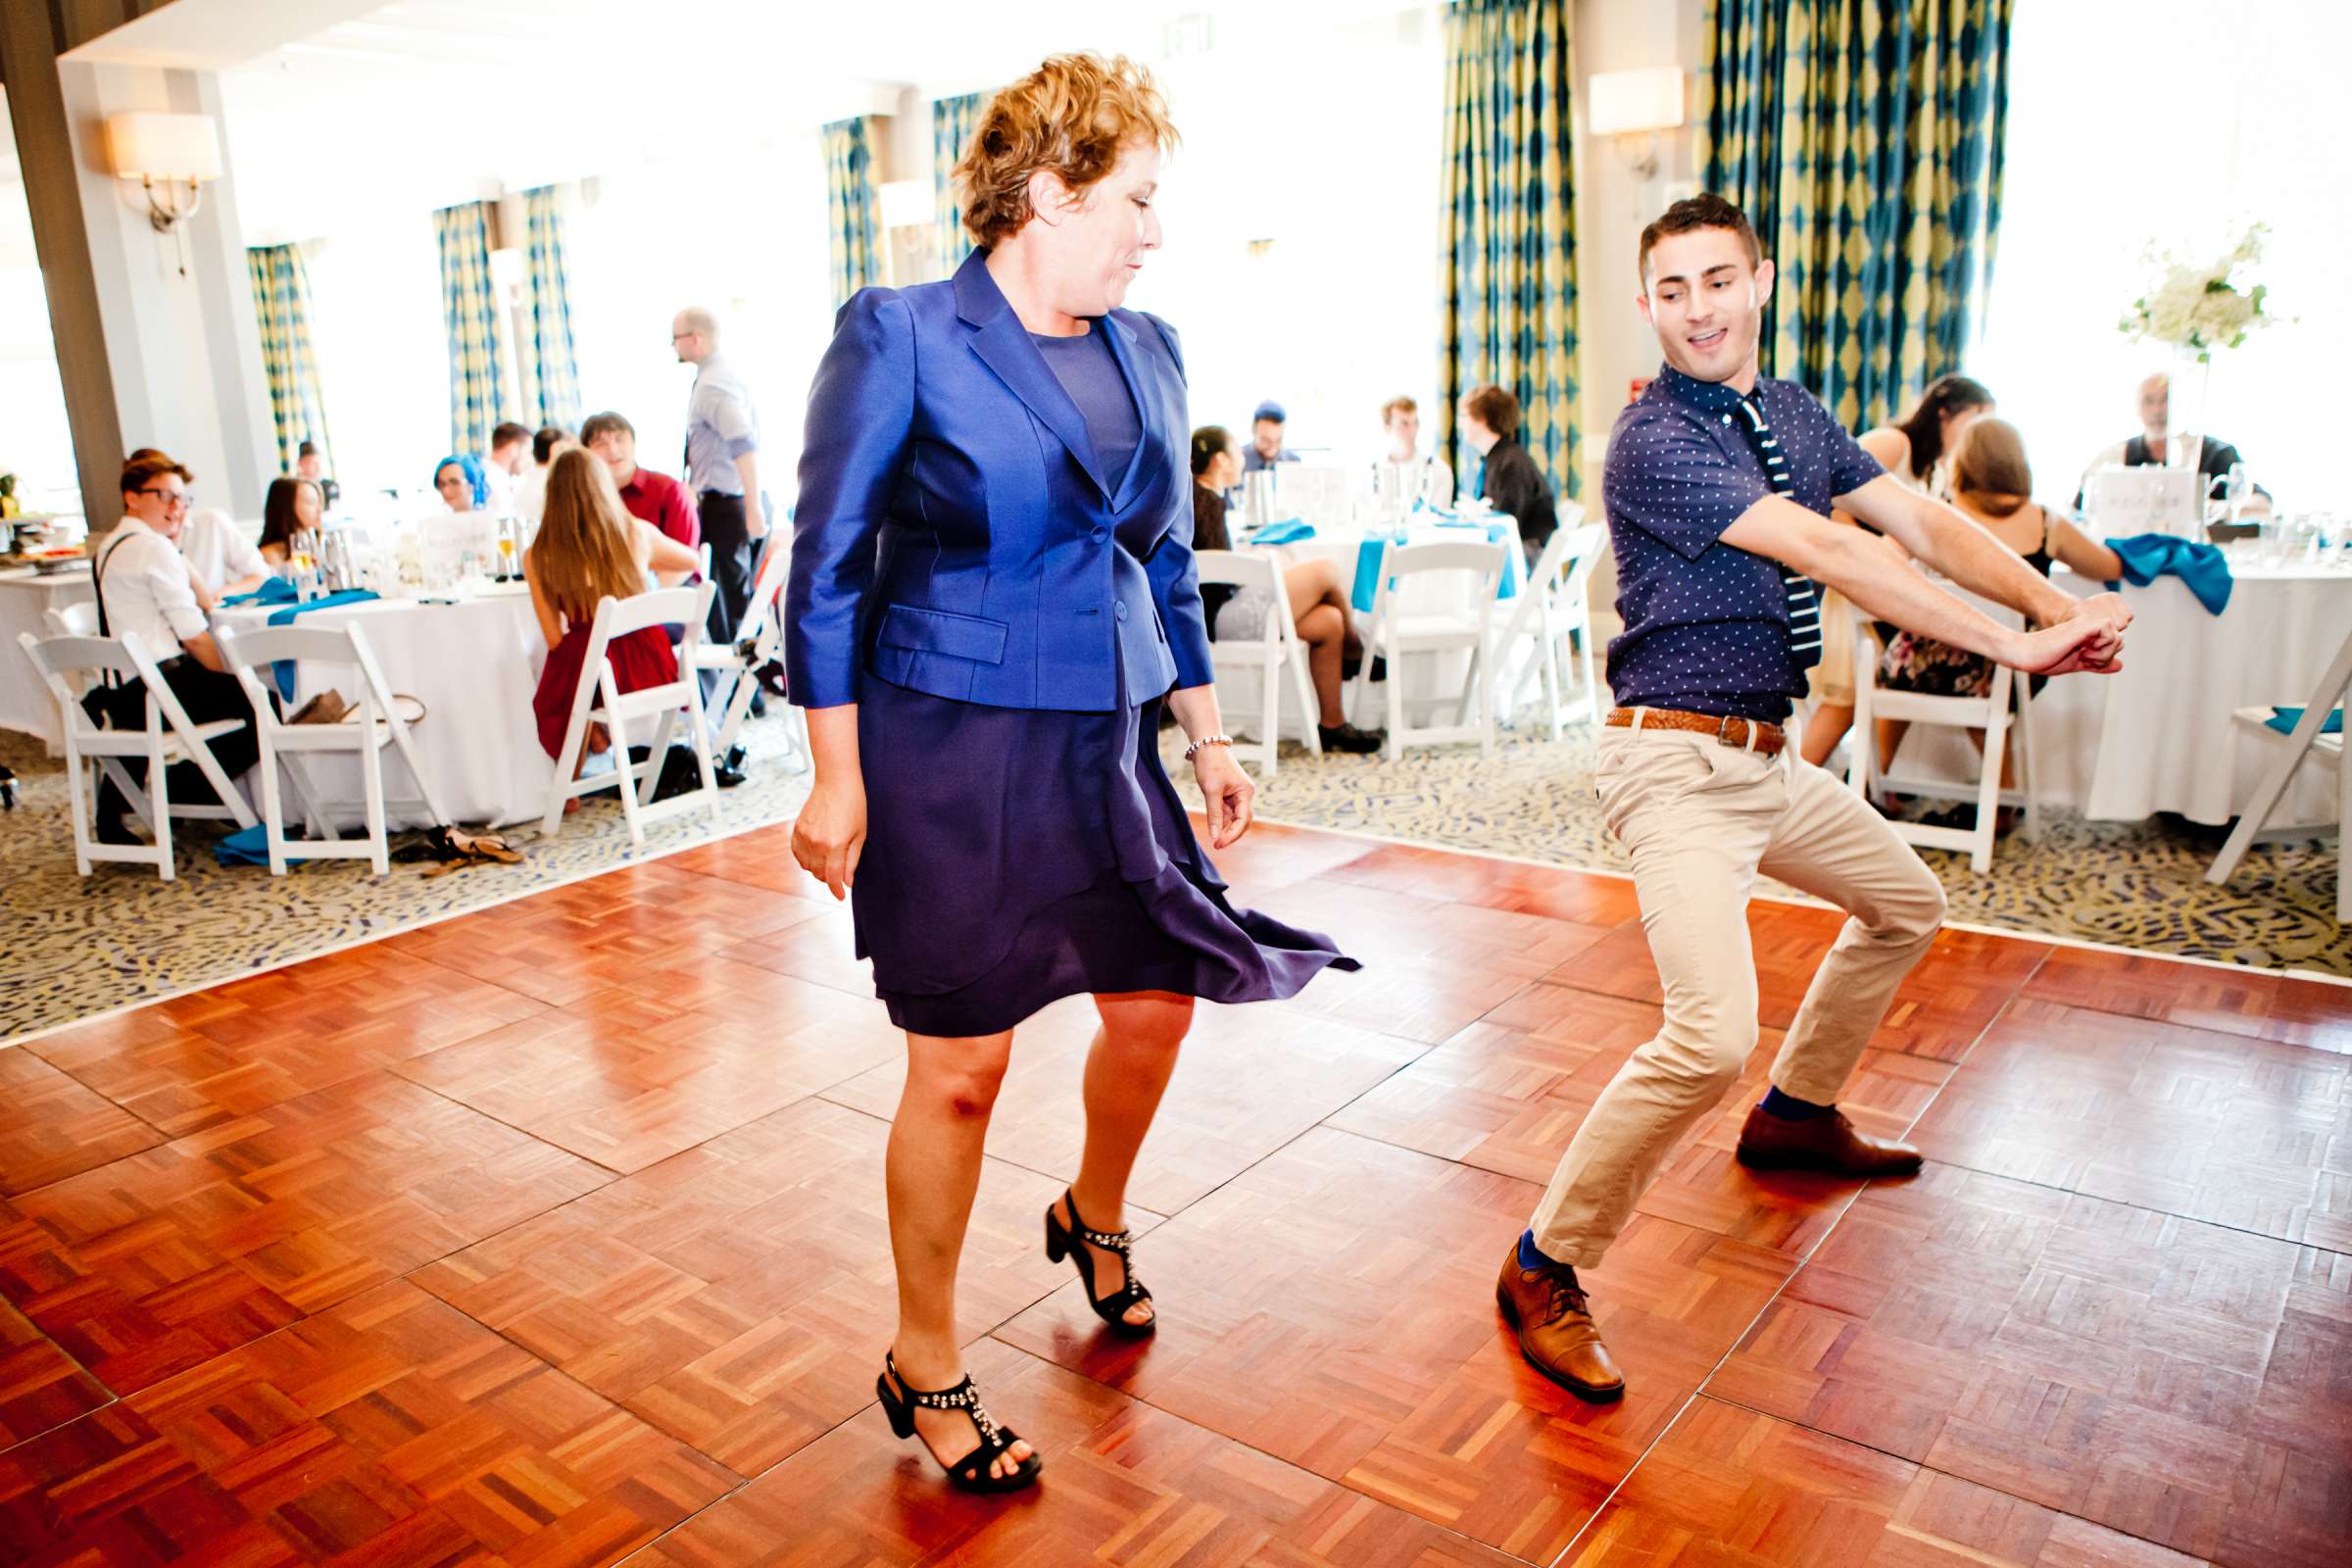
[94,813,140,846]
[1317,722,1385,755]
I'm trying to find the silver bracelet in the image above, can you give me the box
[1183,733,1233,761]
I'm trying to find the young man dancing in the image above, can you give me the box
[1497,195,2132,1400]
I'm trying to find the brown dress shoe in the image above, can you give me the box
[1494,1245,1625,1402]
[1735,1102,1923,1177]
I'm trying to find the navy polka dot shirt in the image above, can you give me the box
[1603,365,1885,723]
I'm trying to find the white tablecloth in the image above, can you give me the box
[213,587,552,828]
[0,566,97,749]
[1895,563,2352,825]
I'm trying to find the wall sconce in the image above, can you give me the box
[106,113,222,232]
[1588,68,1685,180]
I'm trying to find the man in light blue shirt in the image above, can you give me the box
[674,306,765,657]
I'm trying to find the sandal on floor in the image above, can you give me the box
[875,1352,1041,1494]
[1044,1190,1155,1337]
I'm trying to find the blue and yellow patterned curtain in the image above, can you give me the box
[1438,0,1582,500]
[1701,0,2015,430]
[520,185,581,428]
[433,201,507,458]
[245,243,332,475]
[931,91,989,280]
[820,117,882,309]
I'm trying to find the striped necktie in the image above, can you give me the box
[1736,392,1821,670]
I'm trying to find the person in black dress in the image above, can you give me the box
[1457,382,1558,564]
[784,54,1355,1495]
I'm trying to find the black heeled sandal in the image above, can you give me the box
[875,1351,1041,1494]
[1044,1190,1155,1337]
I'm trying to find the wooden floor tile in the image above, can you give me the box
[1200,819,1408,896]
[0,1297,110,1449]
[25,945,549,1140]
[624,1336,1518,1568]
[1909,997,2351,1248]
[1707,1162,2348,1564]
[396,974,898,1172]
[0,1279,736,1566]
[658,822,831,899]
[1551,908,2051,1064]
[998,1125,1796,1561]
[1561,1396,2215,1567]
[2025,947,2352,1055]
[820,990,1428,1216]
[0,1045,162,1199]
[378,858,827,1006]
[0,1071,608,1396]
[1328,980,1949,1257]
[1322,841,1648,929]
[413,1096,1111,1478]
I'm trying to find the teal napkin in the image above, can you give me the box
[2104,533,2232,615]
[2267,706,2343,736]
[1244,518,1315,546]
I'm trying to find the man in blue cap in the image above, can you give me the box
[1243,400,1300,472]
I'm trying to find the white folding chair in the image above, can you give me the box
[18,630,258,880]
[1493,511,1606,735]
[218,621,441,876]
[1196,549,1322,776]
[542,583,723,844]
[1349,541,1505,760]
[693,531,808,773]
[2207,623,2352,921]
[1847,595,2039,874]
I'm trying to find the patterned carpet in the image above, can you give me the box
[3,703,2342,1046]
[1156,718,2352,979]
[0,720,815,1045]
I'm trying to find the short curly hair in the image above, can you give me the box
[953,53,1179,249]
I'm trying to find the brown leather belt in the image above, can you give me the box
[1605,706,1786,756]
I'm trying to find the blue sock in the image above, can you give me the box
[1516,1228,1565,1271]
[1761,1085,1831,1121]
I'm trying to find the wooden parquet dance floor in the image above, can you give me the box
[1,821,2347,1566]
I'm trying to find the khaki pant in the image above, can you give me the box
[1531,719,1947,1267]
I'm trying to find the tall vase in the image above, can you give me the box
[2167,347,2213,471]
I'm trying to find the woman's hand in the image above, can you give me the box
[1192,744,1254,849]
[792,772,867,899]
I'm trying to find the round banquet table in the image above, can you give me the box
[0,565,98,750]
[1894,561,2352,826]
[211,585,552,829]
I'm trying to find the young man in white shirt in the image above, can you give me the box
[1371,395,1455,510]
[175,506,269,595]
[483,422,530,514]
[91,457,262,838]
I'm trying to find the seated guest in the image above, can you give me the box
[295,440,340,509]
[1190,426,1383,755]
[89,456,262,839]
[1242,400,1300,472]
[514,423,569,524]
[177,506,269,595]
[1877,417,2125,770]
[1457,383,1557,564]
[1799,373,1997,766]
[2076,370,2271,514]
[1373,395,1454,509]
[484,421,530,514]
[524,448,701,769]
[257,475,324,566]
[434,454,488,514]
[582,411,699,585]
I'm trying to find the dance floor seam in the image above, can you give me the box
[0,820,2344,1568]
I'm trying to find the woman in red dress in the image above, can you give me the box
[526,447,701,762]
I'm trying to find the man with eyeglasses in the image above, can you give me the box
[87,455,261,841]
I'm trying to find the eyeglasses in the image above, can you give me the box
[135,489,190,508]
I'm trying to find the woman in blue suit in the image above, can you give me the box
[785,55,1354,1495]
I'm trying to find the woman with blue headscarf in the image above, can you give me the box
[434,454,488,513]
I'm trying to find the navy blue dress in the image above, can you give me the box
[853,321,1355,1038]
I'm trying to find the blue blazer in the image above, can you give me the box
[785,249,1213,712]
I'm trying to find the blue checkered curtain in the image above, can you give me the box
[244,243,332,474]
[820,117,882,308]
[931,92,989,281]
[1701,0,2015,430]
[432,200,507,457]
[1438,0,1583,500]
[520,185,582,427]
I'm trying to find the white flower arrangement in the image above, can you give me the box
[2118,225,2275,363]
